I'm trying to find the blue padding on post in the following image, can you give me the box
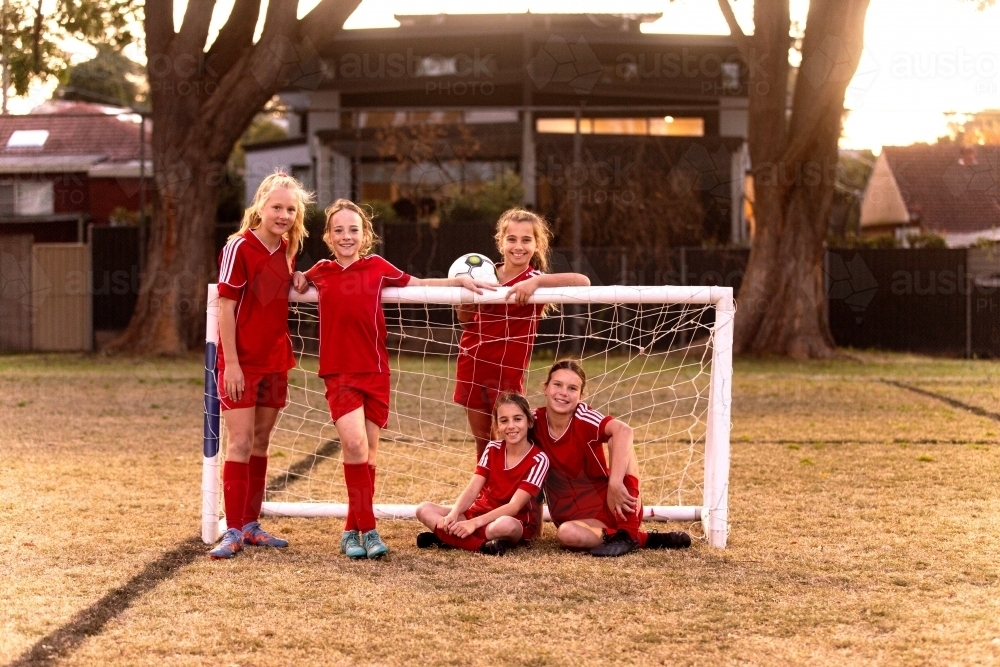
[203,341,220,458]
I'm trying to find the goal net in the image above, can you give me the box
[202,285,734,548]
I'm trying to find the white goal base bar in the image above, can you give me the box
[214,503,705,533]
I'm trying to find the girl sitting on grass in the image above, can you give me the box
[415,391,549,556]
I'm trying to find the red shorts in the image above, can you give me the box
[453,361,527,414]
[548,487,640,533]
[464,510,538,543]
[217,370,288,411]
[323,373,390,428]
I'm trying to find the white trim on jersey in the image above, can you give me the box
[524,452,550,489]
[575,402,605,429]
[479,440,502,468]
[219,237,246,287]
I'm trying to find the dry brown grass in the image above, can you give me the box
[2,351,1000,666]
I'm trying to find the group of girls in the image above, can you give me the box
[209,172,690,560]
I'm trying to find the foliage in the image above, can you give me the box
[1,0,140,96]
[441,172,524,223]
[905,231,948,249]
[55,44,144,108]
[366,199,399,224]
[944,110,1000,145]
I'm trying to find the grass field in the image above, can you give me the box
[2,351,1000,666]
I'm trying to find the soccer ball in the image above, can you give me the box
[448,253,499,284]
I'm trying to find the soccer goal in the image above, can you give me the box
[202,284,734,548]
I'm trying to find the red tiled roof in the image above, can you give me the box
[0,102,148,164]
[882,144,1000,234]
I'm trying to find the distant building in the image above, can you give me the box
[0,101,151,243]
[860,144,1000,247]
[246,13,752,245]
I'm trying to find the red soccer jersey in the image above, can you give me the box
[304,255,411,376]
[469,440,549,527]
[530,403,615,525]
[216,230,295,374]
[456,265,544,387]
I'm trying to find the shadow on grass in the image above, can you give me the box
[882,379,1000,422]
[9,537,204,667]
[8,439,342,667]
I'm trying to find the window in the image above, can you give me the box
[0,181,55,215]
[6,130,49,148]
[536,117,705,137]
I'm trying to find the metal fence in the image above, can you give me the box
[89,223,1000,357]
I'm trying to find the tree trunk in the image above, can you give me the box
[110,0,360,354]
[720,0,870,358]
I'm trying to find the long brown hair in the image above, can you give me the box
[492,391,535,429]
[494,208,552,273]
[232,170,314,268]
[324,199,380,257]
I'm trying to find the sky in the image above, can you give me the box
[9,0,1000,152]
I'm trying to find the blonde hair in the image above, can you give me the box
[494,208,552,273]
[232,170,314,268]
[324,199,380,257]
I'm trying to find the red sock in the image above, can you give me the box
[245,455,268,525]
[637,531,649,549]
[619,474,643,542]
[223,460,250,532]
[344,465,376,532]
[344,463,376,533]
[434,526,485,553]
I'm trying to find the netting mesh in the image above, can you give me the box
[224,295,719,519]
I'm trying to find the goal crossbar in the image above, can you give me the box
[202,284,734,548]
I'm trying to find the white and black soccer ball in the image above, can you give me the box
[447,253,499,284]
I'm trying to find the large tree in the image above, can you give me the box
[718,0,871,358]
[111,0,361,353]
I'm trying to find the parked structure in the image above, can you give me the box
[860,144,1000,246]
[0,101,151,243]
[245,13,752,245]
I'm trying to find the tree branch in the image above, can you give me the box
[145,0,176,58]
[299,0,362,47]
[205,0,262,80]
[717,0,752,62]
[174,0,217,59]
[258,0,298,44]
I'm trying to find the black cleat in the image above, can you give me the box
[590,529,639,557]
[645,530,692,550]
[416,531,444,549]
[479,539,508,556]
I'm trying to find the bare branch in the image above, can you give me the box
[174,0,217,58]
[717,0,752,61]
[258,0,299,43]
[206,0,263,79]
[299,0,362,47]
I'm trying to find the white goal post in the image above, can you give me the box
[202,284,734,548]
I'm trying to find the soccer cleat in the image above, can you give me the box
[416,531,444,549]
[645,530,692,550]
[590,529,639,558]
[361,529,389,560]
[242,521,289,548]
[208,528,244,560]
[479,539,508,556]
[340,530,367,559]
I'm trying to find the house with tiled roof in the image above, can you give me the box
[0,101,151,242]
[860,144,1000,247]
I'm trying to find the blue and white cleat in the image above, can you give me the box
[361,529,389,560]
[209,527,244,560]
[242,521,289,548]
[340,530,367,559]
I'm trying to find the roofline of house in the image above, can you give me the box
[243,137,308,153]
